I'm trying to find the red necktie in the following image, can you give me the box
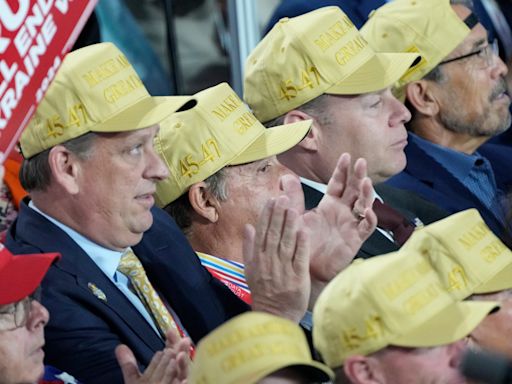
[372,200,415,246]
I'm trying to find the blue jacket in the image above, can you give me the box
[386,134,509,238]
[6,202,248,384]
[264,0,382,33]
[264,0,498,43]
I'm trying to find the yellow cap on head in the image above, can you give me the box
[313,250,497,368]
[361,0,471,97]
[402,209,512,296]
[244,6,420,122]
[154,82,311,207]
[21,42,187,158]
[189,312,334,384]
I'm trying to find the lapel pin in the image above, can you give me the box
[88,282,107,302]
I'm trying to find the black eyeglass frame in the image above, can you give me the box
[438,39,499,66]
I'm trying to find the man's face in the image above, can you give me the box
[315,88,411,184]
[215,156,299,252]
[374,342,468,384]
[75,125,169,250]
[432,5,511,139]
[0,299,49,384]
[471,290,512,358]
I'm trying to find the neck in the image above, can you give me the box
[410,118,489,155]
[278,152,330,184]
[188,223,244,264]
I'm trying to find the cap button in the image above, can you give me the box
[174,122,184,129]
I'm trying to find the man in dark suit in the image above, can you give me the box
[244,7,447,259]
[263,0,501,50]
[362,0,512,238]
[264,0,382,32]
[5,43,251,383]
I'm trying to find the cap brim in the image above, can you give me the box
[245,359,334,383]
[475,263,512,294]
[229,120,311,165]
[92,95,192,133]
[392,300,498,348]
[326,52,420,95]
[0,252,60,305]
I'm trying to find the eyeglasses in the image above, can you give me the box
[439,39,499,68]
[0,288,41,331]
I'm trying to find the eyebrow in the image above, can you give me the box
[470,37,487,50]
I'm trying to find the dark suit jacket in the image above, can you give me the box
[386,134,509,238]
[6,201,248,384]
[264,0,382,33]
[263,0,498,39]
[302,182,448,259]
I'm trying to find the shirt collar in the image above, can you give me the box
[300,176,381,202]
[28,201,124,280]
[409,132,484,179]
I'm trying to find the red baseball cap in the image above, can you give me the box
[0,244,60,305]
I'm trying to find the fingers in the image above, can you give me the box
[352,156,368,180]
[144,350,168,381]
[165,328,181,349]
[356,178,377,237]
[293,228,310,278]
[265,196,290,257]
[280,173,305,214]
[116,344,142,383]
[175,349,190,381]
[351,176,373,219]
[325,153,351,198]
[278,205,299,262]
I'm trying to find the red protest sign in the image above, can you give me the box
[0,0,97,163]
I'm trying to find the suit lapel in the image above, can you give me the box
[359,229,399,258]
[15,203,164,352]
[302,183,324,210]
[405,138,498,213]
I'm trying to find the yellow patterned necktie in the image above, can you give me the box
[117,249,180,337]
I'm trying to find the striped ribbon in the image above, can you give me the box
[196,252,252,304]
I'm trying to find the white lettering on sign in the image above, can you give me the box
[0,0,70,130]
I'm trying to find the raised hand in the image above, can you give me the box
[243,195,310,323]
[116,330,191,384]
[297,153,377,306]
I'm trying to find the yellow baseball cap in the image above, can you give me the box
[313,250,498,368]
[154,82,311,207]
[189,312,334,384]
[21,42,188,158]
[244,6,420,122]
[401,209,512,297]
[360,0,471,94]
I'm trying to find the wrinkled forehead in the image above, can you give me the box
[226,156,278,175]
[448,4,488,57]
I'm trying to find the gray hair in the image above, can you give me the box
[163,168,228,235]
[264,94,332,128]
[20,132,98,192]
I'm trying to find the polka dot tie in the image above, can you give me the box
[117,249,179,337]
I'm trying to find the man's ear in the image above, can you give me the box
[188,182,220,223]
[343,355,385,384]
[405,81,440,117]
[283,110,319,152]
[47,146,81,194]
